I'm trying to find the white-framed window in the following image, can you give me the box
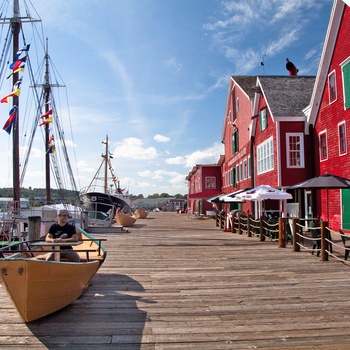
[257,137,274,174]
[260,108,268,131]
[243,158,247,180]
[232,129,239,154]
[286,133,304,168]
[205,177,216,189]
[239,162,243,181]
[236,164,240,182]
[338,121,347,155]
[328,70,337,103]
[247,155,251,178]
[341,57,350,110]
[236,97,240,113]
[319,131,328,161]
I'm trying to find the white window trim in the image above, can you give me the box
[338,121,347,156]
[286,132,305,168]
[319,130,328,162]
[340,56,350,111]
[257,136,274,175]
[247,155,251,178]
[328,70,337,104]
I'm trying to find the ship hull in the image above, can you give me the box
[79,191,131,214]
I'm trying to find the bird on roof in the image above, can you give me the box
[286,58,299,76]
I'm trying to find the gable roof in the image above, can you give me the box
[257,76,316,118]
[308,0,346,125]
[230,76,257,100]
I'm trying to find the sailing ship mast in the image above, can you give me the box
[1,1,77,207]
[8,0,40,212]
[11,0,20,213]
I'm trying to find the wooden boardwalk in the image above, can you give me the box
[1,212,350,349]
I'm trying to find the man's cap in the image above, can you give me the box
[58,209,70,216]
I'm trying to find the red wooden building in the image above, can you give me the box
[186,162,223,215]
[220,76,257,213]
[307,0,350,229]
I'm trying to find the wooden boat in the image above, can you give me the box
[115,213,137,227]
[134,209,149,219]
[0,229,106,322]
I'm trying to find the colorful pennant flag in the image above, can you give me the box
[39,116,52,126]
[1,88,20,103]
[46,144,56,154]
[40,109,52,119]
[2,105,18,134]
[15,44,30,58]
[7,65,25,79]
[10,56,27,70]
[48,134,54,145]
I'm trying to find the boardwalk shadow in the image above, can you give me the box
[26,273,153,349]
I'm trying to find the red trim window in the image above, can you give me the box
[328,70,337,103]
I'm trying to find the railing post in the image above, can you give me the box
[215,213,219,227]
[238,215,242,235]
[259,216,265,241]
[247,214,251,237]
[292,218,300,252]
[321,220,329,262]
[220,214,225,229]
[278,217,286,248]
[28,216,41,241]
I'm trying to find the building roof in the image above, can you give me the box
[258,76,316,118]
[231,76,257,100]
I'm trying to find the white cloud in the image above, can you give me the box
[166,143,223,168]
[154,134,171,143]
[166,156,185,165]
[113,137,158,160]
[164,57,182,71]
[204,0,327,74]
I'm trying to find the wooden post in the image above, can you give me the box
[292,218,300,252]
[321,220,329,262]
[259,216,265,241]
[28,216,41,241]
[238,215,242,235]
[215,213,219,227]
[247,214,251,237]
[278,217,286,248]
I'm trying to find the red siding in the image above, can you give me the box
[313,4,350,228]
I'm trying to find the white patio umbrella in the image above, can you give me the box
[220,195,245,203]
[236,185,292,217]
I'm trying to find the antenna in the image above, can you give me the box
[260,54,266,75]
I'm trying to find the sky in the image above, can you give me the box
[0,0,334,197]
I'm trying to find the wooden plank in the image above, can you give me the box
[1,211,350,348]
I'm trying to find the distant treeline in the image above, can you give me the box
[0,188,187,202]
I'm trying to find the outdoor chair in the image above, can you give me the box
[339,229,350,260]
[310,229,321,257]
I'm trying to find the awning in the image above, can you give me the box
[206,194,226,203]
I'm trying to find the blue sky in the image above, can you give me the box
[0,0,334,197]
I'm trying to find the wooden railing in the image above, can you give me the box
[215,212,350,264]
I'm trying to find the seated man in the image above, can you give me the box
[45,209,80,262]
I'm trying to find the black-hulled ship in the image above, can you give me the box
[79,136,132,214]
